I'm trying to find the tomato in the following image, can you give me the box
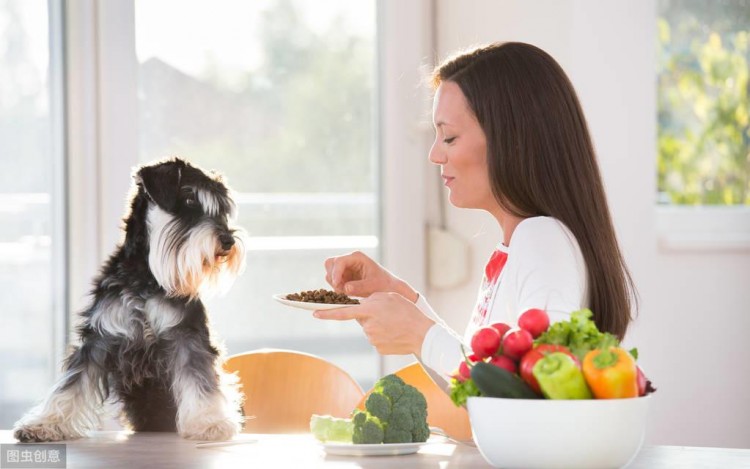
[470,326,501,359]
[519,344,579,395]
[489,322,512,339]
[488,354,517,374]
[518,308,550,338]
[501,329,534,360]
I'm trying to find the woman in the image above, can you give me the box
[314,42,637,380]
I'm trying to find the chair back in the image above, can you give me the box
[224,349,365,433]
[357,362,472,441]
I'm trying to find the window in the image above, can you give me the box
[134,0,380,387]
[657,0,749,206]
[0,0,66,428]
[656,0,750,251]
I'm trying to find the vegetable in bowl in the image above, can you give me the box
[449,308,656,406]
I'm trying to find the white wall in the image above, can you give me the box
[425,0,750,449]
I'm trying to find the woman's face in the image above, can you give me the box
[429,81,495,211]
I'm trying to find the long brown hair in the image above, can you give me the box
[432,42,637,339]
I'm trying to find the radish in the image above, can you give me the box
[490,322,512,339]
[636,366,647,396]
[488,354,517,374]
[518,308,550,338]
[457,360,472,382]
[502,328,534,360]
[470,326,501,359]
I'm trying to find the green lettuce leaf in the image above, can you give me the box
[535,309,619,361]
[449,377,480,407]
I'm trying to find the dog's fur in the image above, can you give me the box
[13,158,246,442]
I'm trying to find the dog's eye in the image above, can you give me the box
[185,197,197,208]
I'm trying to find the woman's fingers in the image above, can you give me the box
[326,253,367,292]
[324,251,392,297]
[313,306,367,321]
[324,257,335,287]
[342,279,372,297]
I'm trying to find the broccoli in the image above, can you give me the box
[352,410,384,444]
[352,374,429,444]
[364,392,391,421]
[377,375,405,402]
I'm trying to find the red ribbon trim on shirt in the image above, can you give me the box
[484,249,508,284]
[472,249,509,326]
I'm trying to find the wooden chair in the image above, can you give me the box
[357,362,472,441]
[224,349,365,433]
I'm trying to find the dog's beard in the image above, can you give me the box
[147,206,246,299]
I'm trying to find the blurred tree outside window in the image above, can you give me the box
[657,0,750,205]
[135,0,379,388]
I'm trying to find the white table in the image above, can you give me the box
[1,430,748,468]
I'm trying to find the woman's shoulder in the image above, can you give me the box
[509,216,581,255]
[512,216,574,241]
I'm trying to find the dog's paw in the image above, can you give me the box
[180,418,239,441]
[13,423,71,442]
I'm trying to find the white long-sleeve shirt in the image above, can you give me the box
[417,216,589,380]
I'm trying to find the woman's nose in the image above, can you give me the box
[428,141,446,165]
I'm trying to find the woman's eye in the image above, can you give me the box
[443,137,456,144]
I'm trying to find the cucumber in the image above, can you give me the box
[471,362,540,399]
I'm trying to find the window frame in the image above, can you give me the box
[656,206,750,252]
[64,0,137,319]
[49,0,69,375]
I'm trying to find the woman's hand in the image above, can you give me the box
[314,292,434,356]
[324,251,417,301]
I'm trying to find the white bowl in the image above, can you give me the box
[467,396,650,469]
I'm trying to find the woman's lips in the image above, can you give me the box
[442,176,455,187]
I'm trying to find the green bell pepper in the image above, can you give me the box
[532,352,592,399]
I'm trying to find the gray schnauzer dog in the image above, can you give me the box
[14,158,246,442]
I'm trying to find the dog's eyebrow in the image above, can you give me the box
[196,188,221,217]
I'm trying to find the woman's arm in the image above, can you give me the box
[414,294,467,380]
[313,292,434,355]
[320,252,466,379]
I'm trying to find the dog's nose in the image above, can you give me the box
[219,233,235,251]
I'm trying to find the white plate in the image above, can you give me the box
[272,294,359,311]
[321,441,426,457]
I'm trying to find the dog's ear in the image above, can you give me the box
[135,161,182,211]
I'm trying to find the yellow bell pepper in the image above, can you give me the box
[582,347,638,399]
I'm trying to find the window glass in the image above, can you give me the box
[657,0,750,205]
[135,0,379,387]
[0,0,61,428]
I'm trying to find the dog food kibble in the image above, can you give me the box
[286,289,360,305]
